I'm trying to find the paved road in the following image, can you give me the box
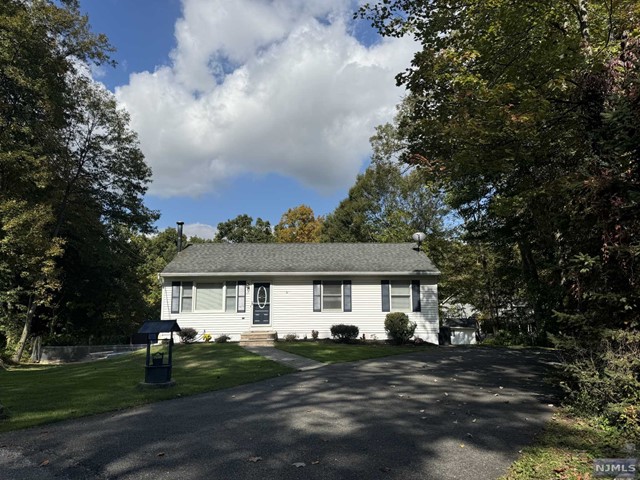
[0,347,557,480]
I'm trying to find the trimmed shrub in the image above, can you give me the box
[201,333,212,343]
[178,327,197,344]
[330,324,359,343]
[311,330,319,340]
[384,312,416,345]
[284,333,298,342]
[214,334,230,343]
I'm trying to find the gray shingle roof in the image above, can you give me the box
[161,243,439,275]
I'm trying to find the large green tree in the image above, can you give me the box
[359,0,640,336]
[214,214,274,243]
[321,161,449,244]
[0,0,155,360]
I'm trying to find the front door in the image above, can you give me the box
[252,283,270,325]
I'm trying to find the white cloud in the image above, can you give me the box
[183,222,217,239]
[115,0,417,198]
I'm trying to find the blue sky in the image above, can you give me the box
[80,0,417,238]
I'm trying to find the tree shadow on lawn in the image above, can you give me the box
[0,344,292,432]
[0,348,560,480]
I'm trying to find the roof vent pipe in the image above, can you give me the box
[176,221,184,252]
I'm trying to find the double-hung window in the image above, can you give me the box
[225,283,237,311]
[171,281,193,313]
[390,282,411,310]
[313,280,352,312]
[322,281,342,311]
[381,280,421,312]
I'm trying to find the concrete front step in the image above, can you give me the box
[241,341,277,347]
[239,331,277,347]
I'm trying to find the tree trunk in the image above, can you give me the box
[12,296,37,363]
[480,250,499,335]
[30,336,42,363]
[517,239,545,333]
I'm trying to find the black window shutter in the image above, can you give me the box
[313,280,321,312]
[343,280,352,312]
[237,281,246,313]
[412,280,421,312]
[171,282,180,313]
[381,280,390,312]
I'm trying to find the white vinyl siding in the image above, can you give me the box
[160,275,439,343]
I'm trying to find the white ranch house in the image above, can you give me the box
[160,243,440,343]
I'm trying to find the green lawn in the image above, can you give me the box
[275,341,437,363]
[501,410,633,480]
[0,343,293,432]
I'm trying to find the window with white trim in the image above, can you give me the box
[171,281,242,313]
[381,280,421,313]
[322,281,342,311]
[195,283,223,311]
[390,281,411,310]
[225,282,237,312]
[313,280,352,312]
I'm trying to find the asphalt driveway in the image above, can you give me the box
[0,347,557,480]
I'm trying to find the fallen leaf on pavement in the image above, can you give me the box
[39,459,50,467]
[380,466,391,472]
[157,452,165,457]
[248,456,262,463]
[292,462,306,468]
[312,460,320,465]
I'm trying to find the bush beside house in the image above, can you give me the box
[385,313,416,345]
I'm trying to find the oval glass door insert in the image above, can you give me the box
[257,286,267,309]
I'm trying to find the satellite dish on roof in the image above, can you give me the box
[412,232,426,249]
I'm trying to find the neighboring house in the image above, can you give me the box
[441,303,478,345]
[159,243,440,343]
[442,317,478,345]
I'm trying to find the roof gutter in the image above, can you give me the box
[159,270,440,278]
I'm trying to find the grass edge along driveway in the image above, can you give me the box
[275,340,437,363]
[0,343,293,432]
[500,409,635,480]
